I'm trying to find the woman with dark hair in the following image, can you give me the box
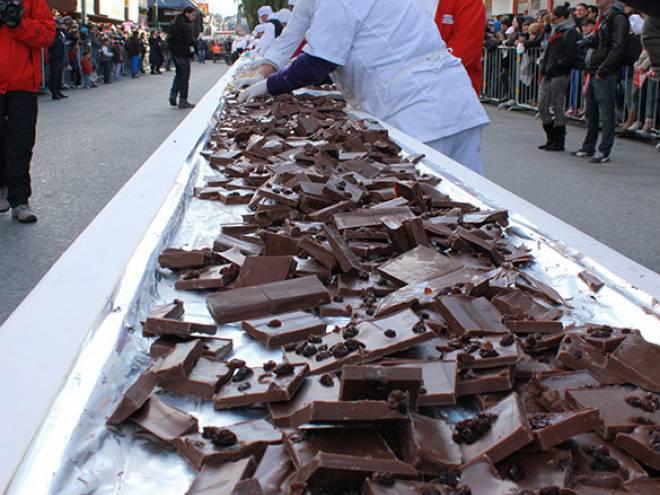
[149,31,163,74]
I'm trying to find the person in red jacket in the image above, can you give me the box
[432,0,486,95]
[0,0,54,223]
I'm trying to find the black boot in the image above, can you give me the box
[169,95,177,107]
[538,123,554,149]
[546,126,566,152]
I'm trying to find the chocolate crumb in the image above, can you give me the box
[273,362,295,376]
[507,464,525,481]
[301,343,318,357]
[343,327,359,339]
[452,413,498,445]
[315,350,332,361]
[267,319,282,328]
[479,347,500,358]
[263,360,277,371]
[372,472,395,487]
[384,329,397,338]
[202,427,238,447]
[232,366,253,382]
[319,374,334,387]
[387,390,409,415]
[412,321,427,334]
[499,334,515,347]
[237,382,251,392]
[228,359,246,370]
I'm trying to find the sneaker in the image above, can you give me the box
[12,204,37,223]
[590,153,611,164]
[0,187,9,213]
[178,100,195,109]
[571,149,594,158]
[626,121,642,132]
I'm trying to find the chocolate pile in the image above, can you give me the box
[107,91,660,494]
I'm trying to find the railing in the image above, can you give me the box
[481,46,660,145]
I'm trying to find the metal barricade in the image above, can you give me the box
[480,46,660,145]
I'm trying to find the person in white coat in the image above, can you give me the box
[238,0,489,174]
[256,6,277,55]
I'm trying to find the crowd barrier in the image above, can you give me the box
[481,46,660,145]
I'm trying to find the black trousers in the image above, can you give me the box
[0,92,38,207]
[170,56,191,100]
[48,57,64,95]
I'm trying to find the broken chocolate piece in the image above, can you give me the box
[400,413,462,474]
[185,456,256,495]
[213,363,308,409]
[160,357,234,400]
[153,339,205,382]
[130,396,198,446]
[528,408,600,450]
[436,295,510,335]
[339,365,422,407]
[615,426,660,471]
[241,311,326,348]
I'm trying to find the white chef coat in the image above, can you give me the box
[262,0,316,70]
[303,0,489,143]
[257,21,277,55]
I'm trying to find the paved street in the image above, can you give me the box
[0,75,658,325]
[483,106,660,274]
[0,62,229,325]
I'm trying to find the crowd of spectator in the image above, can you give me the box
[483,2,659,157]
[45,11,234,101]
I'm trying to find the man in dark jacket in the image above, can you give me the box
[1,0,55,223]
[169,7,196,109]
[572,0,629,164]
[48,18,66,100]
[149,31,163,74]
[538,5,580,151]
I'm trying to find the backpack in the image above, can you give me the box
[268,18,284,37]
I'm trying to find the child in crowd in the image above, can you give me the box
[80,51,97,88]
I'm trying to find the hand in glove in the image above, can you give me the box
[235,73,264,90]
[238,79,269,103]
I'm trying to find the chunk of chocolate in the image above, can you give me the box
[566,387,660,440]
[323,224,362,273]
[233,256,295,289]
[175,264,239,291]
[298,237,337,270]
[579,270,605,292]
[206,275,330,324]
[567,433,647,489]
[623,478,660,495]
[130,396,198,446]
[241,311,326,348]
[195,187,253,204]
[436,295,510,335]
[285,429,417,491]
[177,419,282,470]
[213,363,308,409]
[400,413,462,475]
[339,365,422,407]
[160,357,234,399]
[106,368,159,425]
[150,336,233,361]
[432,334,521,370]
[143,301,216,338]
[159,248,219,271]
[606,332,660,393]
[496,449,572,491]
[527,371,601,412]
[528,409,601,450]
[491,290,563,321]
[459,456,520,495]
[457,393,533,464]
[334,206,414,230]
[153,339,205,382]
[267,376,407,427]
[457,367,514,397]
[556,335,623,385]
[283,310,433,375]
[378,246,463,285]
[382,360,458,406]
[615,426,660,471]
[185,457,256,495]
[249,444,294,495]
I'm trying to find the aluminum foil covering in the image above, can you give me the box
[8,56,660,495]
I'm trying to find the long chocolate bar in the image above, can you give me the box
[206,275,330,324]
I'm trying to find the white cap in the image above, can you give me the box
[277,8,291,24]
[629,14,644,36]
[257,6,273,18]
[254,24,266,33]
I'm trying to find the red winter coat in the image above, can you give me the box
[434,0,486,95]
[0,0,55,94]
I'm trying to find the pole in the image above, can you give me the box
[155,1,159,29]
[81,0,86,24]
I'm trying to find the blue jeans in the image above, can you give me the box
[130,55,141,78]
[583,74,618,156]
[198,49,206,64]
